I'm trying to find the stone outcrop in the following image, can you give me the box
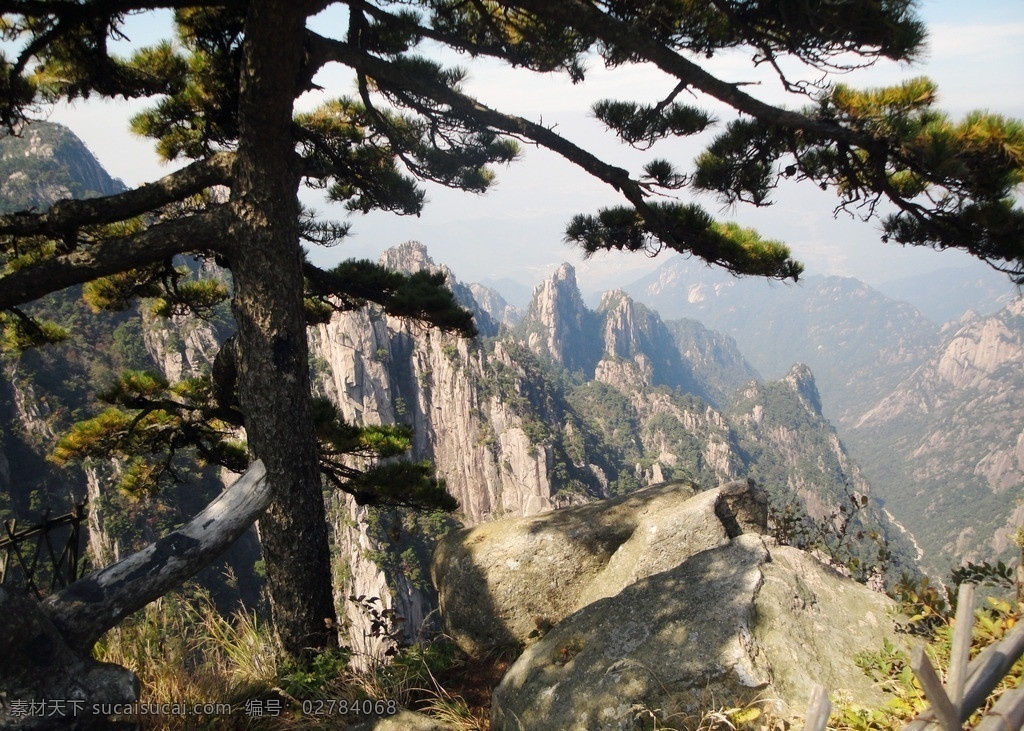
[489,534,902,731]
[309,305,559,527]
[468,283,520,328]
[307,247,598,659]
[729,364,877,526]
[597,290,704,399]
[142,313,224,384]
[431,479,767,655]
[431,473,904,731]
[0,588,139,731]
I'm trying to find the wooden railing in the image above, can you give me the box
[803,583,1024,731]
[0,502,87,598]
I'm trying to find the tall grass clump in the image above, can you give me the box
[91,585,487,729]
[93,584,281,729]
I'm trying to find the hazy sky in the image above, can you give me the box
[46,1,1024,297]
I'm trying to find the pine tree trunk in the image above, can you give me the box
[228,0,337,659]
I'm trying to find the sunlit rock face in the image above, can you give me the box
[428,473,902,731]
[489,534,902,731]
[431,478,767,655]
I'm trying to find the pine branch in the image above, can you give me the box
[0,206,230,308]
[303,259,477,336]
[310,34,800,278]
[501,0,866,146]
[0,152,233,237]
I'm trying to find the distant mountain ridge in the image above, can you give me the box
[0,121,124,213]
[624,258,943,425]
[500,258,914,578]
[514,265,759,410]
[622,252,1024,574]
[876,266,1016,325]
[847,299,1024,572]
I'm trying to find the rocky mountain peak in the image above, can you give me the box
[934,297,1024,390]
[783,363,824,416]
[517,262,600,371]
[376,241,503,336]
[553,262,577,286]
[467,283,520,327]
[0,122,123,213]
[597,290,640,360]
[378,240,442,275]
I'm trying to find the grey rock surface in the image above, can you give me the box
[432,479,767,655]
[490,535,903,731]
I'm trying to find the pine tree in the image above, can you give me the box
[1,0,1021,660]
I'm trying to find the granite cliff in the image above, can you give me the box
[848,299,1024,572]
[2,124,919,664]
[263,241,918,658]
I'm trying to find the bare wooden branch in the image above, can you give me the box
[910,645,960,731]
[41,460,269,652]
[803,684,831,731]
[947,583,976,706]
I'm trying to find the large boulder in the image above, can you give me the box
[0,588,139,730]
[490,534,903,731]
[431,479,768,655]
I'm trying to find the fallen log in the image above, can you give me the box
[1,461,269,730]
[42,459,270,652]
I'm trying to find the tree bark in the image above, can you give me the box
[42,461,271,652]
[0,462,268,730]
[227,0,338,658]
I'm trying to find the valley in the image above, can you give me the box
[1,122,1021,656]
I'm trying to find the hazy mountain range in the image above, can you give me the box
[2,121,1021,598]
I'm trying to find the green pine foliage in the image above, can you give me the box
[1,0,1021,664]
[593,99,714,149]
[48,372,247,496]
[694,76,1024,280]
[0,310,68,351]
[565,201,803,279]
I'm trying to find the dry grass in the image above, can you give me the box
[94,588,279,729]
[92,586,500,730]
[91,587,808,731]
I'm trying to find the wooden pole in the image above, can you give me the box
[804,684,831,731]
[974,683,1024,731]
[903,620,1024,730]
[947,583,976,707]
[910,645,960,731]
